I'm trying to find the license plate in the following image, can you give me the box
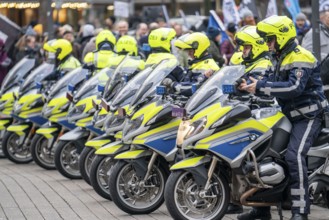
[172,107,186,118]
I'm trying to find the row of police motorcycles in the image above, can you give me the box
[1,52,329,220]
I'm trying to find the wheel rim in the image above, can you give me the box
[7,133,32,162]
[174,172,225,220]
[35,136,54,166]
[116,163,165,209]
[84,149,96,178]
[60,142,80,176]
[96,157,113,194]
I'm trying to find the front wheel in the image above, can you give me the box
[90,155,115,200]
[2,131,33,164]
[31,134,56,170]
[54,140,84,179]
[164,170,230,220]
[109,160,167,214]
[79,147,96,185]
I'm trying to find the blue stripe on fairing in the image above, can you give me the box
[86,125,104,135]
[27,115,48,126]
[145,135,177,155]
[10,113,25,121]
[210,131,263,160]
[57,119,76,130]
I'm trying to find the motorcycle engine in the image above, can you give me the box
[259,161,285,185]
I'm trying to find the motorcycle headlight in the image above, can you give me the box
[184,116,207,140]
[123,115,144,136]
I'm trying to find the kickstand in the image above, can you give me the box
[277,202,283,220]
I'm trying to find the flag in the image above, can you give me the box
[222,0,241,25]
[284,0,301,21]
[209,10,228,43]
[239,0,260,19]
[266,0,278,18]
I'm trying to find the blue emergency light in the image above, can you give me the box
[98,84,105,92]
[156,86,166,95]
[68,84,75,92]
[222,84,235,94]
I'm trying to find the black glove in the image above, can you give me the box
[162,78,174,88]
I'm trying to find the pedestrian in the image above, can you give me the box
[220,22,237,65]
[206,26,225,67]
[115,20,129,40]
[295,13,310,44]
[79,24,95,60]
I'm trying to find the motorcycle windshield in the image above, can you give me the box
[110,67,153,111]
[103,56,142,101]
[73,67,114,102]
[19,62,55,94]
[185,65,245,116]
[48,67,84,100]
[1,57,35,92]
[129,58,179,108]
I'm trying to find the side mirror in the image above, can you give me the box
[92,99,99,110]
[156,86,166,95]
[122,74,129,83]
[222,84,236,94]
[36,82,43,90]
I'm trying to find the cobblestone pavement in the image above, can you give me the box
[0,159,328,220]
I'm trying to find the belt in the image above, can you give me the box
[290,100,328,118]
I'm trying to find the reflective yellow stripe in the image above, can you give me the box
[95,143,124,155]
[0,119,11,130]
[170,156,205,170]
[7,125,29,136]
[36,127,58,139]
[115,150,146,159]
[85,139,112,150]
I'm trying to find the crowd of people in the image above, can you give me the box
[1,7,329,220]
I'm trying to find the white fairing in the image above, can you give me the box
[259,162,285,185]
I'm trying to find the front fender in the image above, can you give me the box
[85,134,114,150]
[114,149,152,160]
[170,156,211,171]
[59,127,89,141]
[95,141,129,156]
[7,123,31,136]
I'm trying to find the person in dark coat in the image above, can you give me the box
[206,26,225,67]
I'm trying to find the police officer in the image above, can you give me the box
[83,30,116,71]
[43,39,81,77]
[235,26,273,83]
[145,27,177,67]
[163,32,220,97]
[238,16,328,220]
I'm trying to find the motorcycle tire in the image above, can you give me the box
[109,160,167,214]
[2,131,33,164]
[89,155,113,200]
[31,134,56,170]
[165,170,230,220]
[78,147,96,185]
[54,140,84,179]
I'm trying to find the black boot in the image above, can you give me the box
[237,207,271,220]
[226,203,243,214]
[290,213,308,220]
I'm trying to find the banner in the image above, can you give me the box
[284,0,301,21]
[114,1,129,18]
[239,0,260,19]
[266,0,278,18]
[209,10,229,43]
[222,0,241,25]
[320,0,329,12]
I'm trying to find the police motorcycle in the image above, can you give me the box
[107,58,192,214]
[79,56,144,186]
[88,58,152,200]
[53,66,113,179]
[2,61,55,163]
[30,67,86,170]
[0,56,36,157]
[164,66,329,220]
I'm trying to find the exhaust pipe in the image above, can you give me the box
[240,187,277,207]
